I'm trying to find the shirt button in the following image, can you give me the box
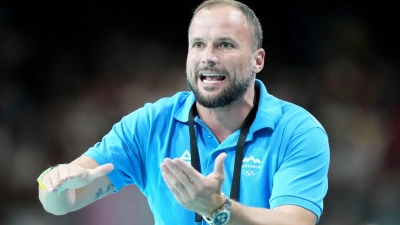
[207,133,212,138]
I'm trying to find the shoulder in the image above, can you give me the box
[279,100,325,132]
[122,91,192,124]
[256,79,325,135]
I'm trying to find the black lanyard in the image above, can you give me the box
[188,88,259,222]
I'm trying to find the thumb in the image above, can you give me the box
[214,152,227,177]
[88,163,114,180]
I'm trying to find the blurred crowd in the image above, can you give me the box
[0,2,399,225]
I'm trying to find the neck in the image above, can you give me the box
[196,88,256,143]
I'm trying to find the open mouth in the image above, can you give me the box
[200,74,226,83]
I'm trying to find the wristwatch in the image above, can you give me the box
[202,194,232,225]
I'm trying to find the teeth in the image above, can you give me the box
[202,74,221,76]
[204,79,223,83]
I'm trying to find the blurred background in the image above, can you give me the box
[0,0,399,224]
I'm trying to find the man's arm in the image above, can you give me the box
[38,156,114,215]
[228,203,316,225]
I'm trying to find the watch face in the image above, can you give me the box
[213,211,230,225]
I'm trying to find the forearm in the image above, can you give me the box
[38,187,75,215]
[227,201,316,225]
[37,157,114,215]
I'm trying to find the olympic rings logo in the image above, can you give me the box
[242,170,257,177]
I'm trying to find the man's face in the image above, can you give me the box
[186,5,255,108]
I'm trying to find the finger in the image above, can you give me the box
[167,159,197,189]
[213,152,227,178]
[56,165,74,191]
[66,165,85,180]
[58,165,69,182]
[41,173,54,192]
[88,163,114,181]
[50,169,62,190]
[160,160,189,197]
[161,170,182,200]
[45,171,59,192]
[173,159,204,186]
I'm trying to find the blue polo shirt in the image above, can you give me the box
[83,79,330,224]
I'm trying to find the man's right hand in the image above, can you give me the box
[38,156,115,215]
[40,163,114,193]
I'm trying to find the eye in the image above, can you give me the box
[219,42,234,49]
[193,42,204,48]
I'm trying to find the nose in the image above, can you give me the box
[201,45,218,66]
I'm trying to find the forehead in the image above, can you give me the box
[189,5,251,40]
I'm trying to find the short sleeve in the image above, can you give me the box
[82,110,148,192]
[269,127,330,222]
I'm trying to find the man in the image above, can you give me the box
[38,0,329,224]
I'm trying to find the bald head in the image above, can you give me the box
[189,0,263,51]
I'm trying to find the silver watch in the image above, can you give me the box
[202,194,232,225]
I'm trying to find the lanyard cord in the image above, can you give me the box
[189,88,259,223]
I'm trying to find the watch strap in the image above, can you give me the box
[202,193,231,225]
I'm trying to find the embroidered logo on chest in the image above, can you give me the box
[180,150,191,164]
[242,156,261,177]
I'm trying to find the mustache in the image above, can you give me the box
[195,66,225,76]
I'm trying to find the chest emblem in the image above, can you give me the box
[180,150,191,164]
[242,156,261,177]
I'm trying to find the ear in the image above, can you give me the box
[251,48,265,74]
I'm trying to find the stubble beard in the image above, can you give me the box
[186,62,254,109]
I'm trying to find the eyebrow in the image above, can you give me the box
[189,37,237,44]
[189,37,203,44]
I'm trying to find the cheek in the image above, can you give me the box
[228,57,247,71]
[186,54,200,70]
[185,60,195,76]
[188,51,201,61]
[186,53,194,65]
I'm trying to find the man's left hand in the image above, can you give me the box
[160,152,227,217]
